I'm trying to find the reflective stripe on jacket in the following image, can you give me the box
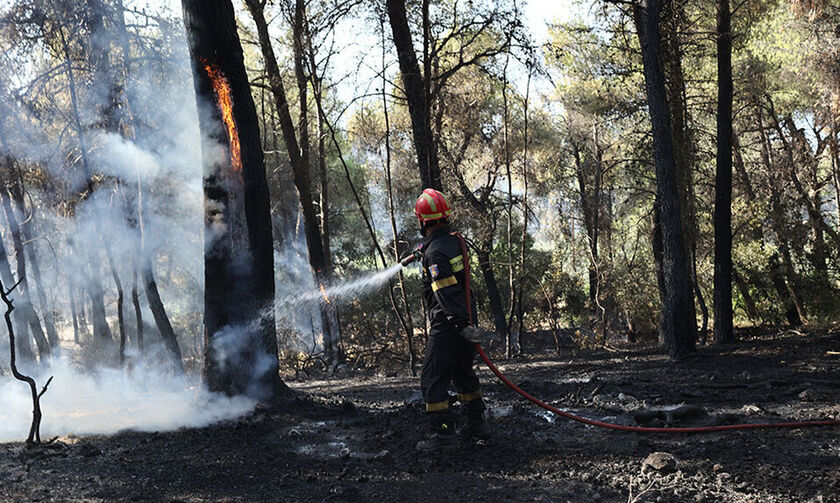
[420,227,476,336]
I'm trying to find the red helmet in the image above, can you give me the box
[414,188,452,223]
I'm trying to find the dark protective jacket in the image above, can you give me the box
[420,226,477,336]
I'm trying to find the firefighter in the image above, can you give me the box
[411,188,490,451]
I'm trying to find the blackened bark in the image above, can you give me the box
[131,267,143,351]
[758,118,808,324]
[571,140,599,310]
[0,213,34,363]
[733,268,760,324]
[713,0,734,343]
[634,0,697,360]
[142,259,183,371]
[86,0,130,362]
[10,186,60,354]
[113,0,182,369]
[450,166,508,340]
[661,0,706,342]
[476,248,507,340]
[651,201,666,345]
[57,23,113,348]
[244,0,338,362]
[385,0,441,189]
[0,187,50,361]
[181,0,285,400]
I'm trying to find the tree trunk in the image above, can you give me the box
[131,266,143,352]
[114,0,182,369]
[634,0,697,360]
[571,139,600,315]
[515,71,532,352]
[380,26,417,374]
[57,22,114,349]
[385,0,440,189]
[713,0,735,343]
[651,200,667,345]
[0,186,50,362]
[758,118,808,324]
[0,208,34,363]
[502,51,516,359]
[476,247,508,341]
[733,268,760,324]
[142,258,183,370]
[243,0,338,364]
[182,0,286,400]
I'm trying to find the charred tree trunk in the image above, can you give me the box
[661,0,705,341]
[651,201,667,345]
[244,0,338,364]
[713,0,735,343]
[385,0,440,190]
[0,214,34,363]
[57,23,113,349]
[1,278,52,447]
[114,0,182,368]
[515,72,531,352]
[131,266,143,352]
[13,193,59,354]
[634,0,697,360]
[571,140,600,314]
[85,0,130,363]
[142,259,183,370]
[0,187,50,361]
[758,117,808,324]
[476,247,508,341]
[182,0,286,400]
[380,27,417,374]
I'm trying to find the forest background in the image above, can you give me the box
[0,0,837,399]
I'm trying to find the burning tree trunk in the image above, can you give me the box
[181,0,286,400]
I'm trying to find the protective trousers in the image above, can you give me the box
[420,331,486,429]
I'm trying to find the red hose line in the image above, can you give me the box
[451,231,838,433]
[475,344,840,433]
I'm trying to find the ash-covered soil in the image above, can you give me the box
[2,329,840,502]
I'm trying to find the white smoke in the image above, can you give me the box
[0,357,255,443]
[0,1,265,442]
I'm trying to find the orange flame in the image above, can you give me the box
[319,284,331,305]
[204,61,242,172]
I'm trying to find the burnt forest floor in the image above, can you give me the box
[2,327,840,502]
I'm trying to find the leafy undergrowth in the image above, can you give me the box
[2,329,839,502]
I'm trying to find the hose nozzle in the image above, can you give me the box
[399,244,424,267]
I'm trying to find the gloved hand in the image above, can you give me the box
[399,244,424,266]
[460,325,482,344]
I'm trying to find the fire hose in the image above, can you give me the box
[405,233,840,434]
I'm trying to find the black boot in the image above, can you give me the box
[416,413,456,451]
[462,411,491,441]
